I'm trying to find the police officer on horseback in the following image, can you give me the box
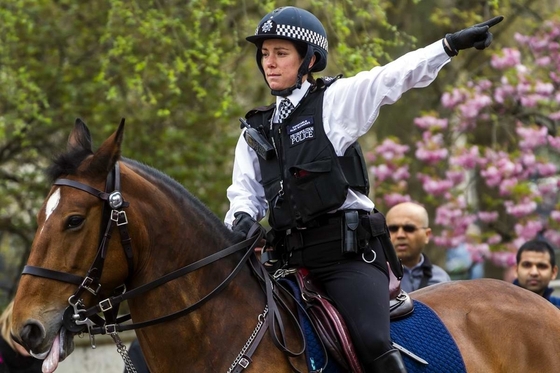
[225,6,502,372]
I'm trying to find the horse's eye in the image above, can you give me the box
[66,215,85,229]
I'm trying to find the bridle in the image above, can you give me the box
[21,161,314,372]
[22,161,262,341]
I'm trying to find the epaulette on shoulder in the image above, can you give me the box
[314,74,343,91]
[245,102,275,119]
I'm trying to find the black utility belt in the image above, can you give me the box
[284,210,371,253]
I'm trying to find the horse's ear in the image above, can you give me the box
[88,118,126,175]
[68,118,93,152]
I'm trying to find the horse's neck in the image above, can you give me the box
[123,169,276,368]
[127,259,268,370]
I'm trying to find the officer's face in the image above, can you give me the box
[516,250,558,296]
[261,39,304,91]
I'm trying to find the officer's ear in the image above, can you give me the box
[552,265,558,280]
[309,54,316,69]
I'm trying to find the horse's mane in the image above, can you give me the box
[124,158,237,242]
[47,148,92,182]
[47,150,235,241]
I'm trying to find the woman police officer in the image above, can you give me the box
[225,6,502,372]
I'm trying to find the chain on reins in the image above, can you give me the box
[226,306,268,373]
[110,332,138,373]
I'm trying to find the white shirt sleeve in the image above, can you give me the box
[323,40,451,153]
[224,131,268,227]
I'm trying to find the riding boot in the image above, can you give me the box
[368,349,407,373]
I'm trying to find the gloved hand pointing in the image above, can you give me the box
[444,16,504,57]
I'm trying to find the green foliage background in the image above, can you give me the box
[0,0,557,302]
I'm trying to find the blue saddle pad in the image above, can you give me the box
[279,277,465,373]
[390,299,466,373]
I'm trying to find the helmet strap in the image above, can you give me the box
[270,45,314,97]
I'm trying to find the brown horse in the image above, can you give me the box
[10,119,560,373]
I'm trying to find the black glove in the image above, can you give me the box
[232,212,257,240]
[444,16,504,57]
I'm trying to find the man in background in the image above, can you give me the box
[514,239,560,307]
[386,202,451,292]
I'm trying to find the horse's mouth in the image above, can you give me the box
[30,327,74,372]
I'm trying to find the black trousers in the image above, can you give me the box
[287,235,392,371]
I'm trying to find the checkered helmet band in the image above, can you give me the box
[255,20,328,52]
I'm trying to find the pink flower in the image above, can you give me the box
[535,82,554,96]
[413,115,448,130]
[415,132,448,165]
[494,84,516,104]
[450,146,482,169]
[535,56,551,66]
[505,199,537,218]
[514,220,544,241]
[441,88,467,108]
[445,170,464,185]
[490,251,517,267]
[373,138,410,161]
[478,211,499,223]
[544,230,560,248]
[499,178,518,196]
[458,94,492,119]
[480,166,502,187]
[491,48,521,69]
[550,211,560,222]
[383,193,411,207]
[370,164,392,182]
[467,243,490,262]
[486,234,502,245]
[537,162,557,177]
[391,166,410,182]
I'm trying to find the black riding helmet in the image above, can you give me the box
[246,6,328,96]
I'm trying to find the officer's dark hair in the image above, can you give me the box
[516,239,557,267]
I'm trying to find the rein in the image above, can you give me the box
[21,162,310,372]
[22,163,261,335]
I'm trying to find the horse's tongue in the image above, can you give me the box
[42,334,60,373]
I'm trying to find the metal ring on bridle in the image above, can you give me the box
[362,250,376,264]
[108,191,124,209]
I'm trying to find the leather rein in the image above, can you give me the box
[21,162,311,372]
[22,162,260,336]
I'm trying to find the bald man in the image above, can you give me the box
[386,202,451,292]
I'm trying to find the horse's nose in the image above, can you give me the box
[20,319,47,351]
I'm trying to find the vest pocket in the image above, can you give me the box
[290,160,348,220]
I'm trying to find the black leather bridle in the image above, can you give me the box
[21,161,262,339]
[20,161,315,372]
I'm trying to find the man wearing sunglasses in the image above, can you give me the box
[386,202,451,293]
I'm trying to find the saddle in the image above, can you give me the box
[295,266,413,372]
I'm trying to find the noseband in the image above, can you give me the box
[21,162,263,343]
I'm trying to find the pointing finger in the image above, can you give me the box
[475,15,504,29]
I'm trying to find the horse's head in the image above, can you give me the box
[11,118,131,369]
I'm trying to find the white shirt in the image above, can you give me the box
[225,40,450,227]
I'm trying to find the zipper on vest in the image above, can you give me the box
[277,124,302,225]
[272,180,284,208]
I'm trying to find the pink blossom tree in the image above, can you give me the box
[367,18,560,269]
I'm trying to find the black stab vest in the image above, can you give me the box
[245,78,369,231]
